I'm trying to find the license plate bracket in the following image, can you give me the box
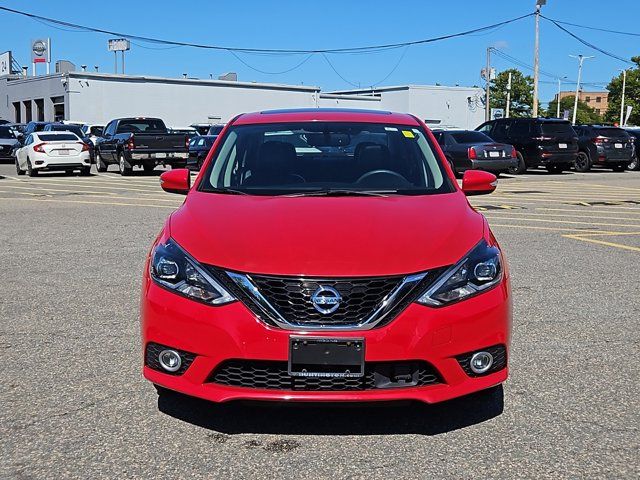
[288,337,365,378]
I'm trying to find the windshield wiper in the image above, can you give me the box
[281,189,396,197]
[208,188,250,195]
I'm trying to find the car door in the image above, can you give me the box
[17,134,32,168]
[99,121,117,161]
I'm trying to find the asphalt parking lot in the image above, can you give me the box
[1,164,638,479]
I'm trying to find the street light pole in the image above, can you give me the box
[620,69,627,126]
[569,54,594,125]
[556,76,566,118]
[485,47,492,121]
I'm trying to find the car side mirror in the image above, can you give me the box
[160,169,190,195]
[461,170,497,196]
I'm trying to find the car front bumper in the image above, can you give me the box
[141,271,512,404]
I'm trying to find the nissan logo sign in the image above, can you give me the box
[311,286,342,315]
[32,41,46,56]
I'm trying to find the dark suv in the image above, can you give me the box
[476,118,578,174]
[572,125,633,172]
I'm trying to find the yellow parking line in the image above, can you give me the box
[483,215,640,228]
[489,224,616,234]
[537,207,640,215]
[562,233,640,252]
[483,211,640,222]
[2,182,160,194]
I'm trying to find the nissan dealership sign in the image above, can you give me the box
[31,38,51,64]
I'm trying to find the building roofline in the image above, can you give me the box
[328,84,483,95]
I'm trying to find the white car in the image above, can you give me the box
[15,131,92,177]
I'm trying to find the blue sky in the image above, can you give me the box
[1,0,638,105]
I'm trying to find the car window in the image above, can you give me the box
[595,128,629,138]
[476,122,493,134]
[493,121,510,137]
[116,119,166,133]
[450,131,493,143]
[89,126,103,136]
[37,133,79,141]
[47,124,84,137]
[433,132,445,146]
[509,122,530,136]
[25,134,33,145]
[540,122,575,136]
[208,125,224,136]
[201,122,453,195]
[0,126,15,139]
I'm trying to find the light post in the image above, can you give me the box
[569,54,594,125]
[532,0,546,118]
[556,76,566,118]
[620,69,628,126]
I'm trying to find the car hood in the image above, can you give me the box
[170,191,485,277]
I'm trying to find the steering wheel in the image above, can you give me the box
[356,169,408,185]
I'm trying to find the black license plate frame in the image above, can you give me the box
[288,337,365,378]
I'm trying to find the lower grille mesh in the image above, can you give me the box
[209,360,441,391]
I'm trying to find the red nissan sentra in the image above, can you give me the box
[141,108,512,404]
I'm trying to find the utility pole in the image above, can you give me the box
[570,54,594,125]
[506,71,512,118]
[556,76,566,118]
[532,0,546,117]
[114,51,117,74]
[485,47,492,121]
[620,69,627,126]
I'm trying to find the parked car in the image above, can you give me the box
[189,123,213,136]
[15,131,91,176]
[81,124,104,144]
[186,135,217,170]
[22,121,50,142]
[206,124,225,136]
[572,125,633,172]
[622,128,640,171]
[94,117,189,175]
[44,123,95,160]
[169,127,198,138]
[0,125,20,161]
[432,129,517,176]
[142,108,511,405]
[476,118,578,174]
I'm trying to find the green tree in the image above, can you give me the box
[604,56,640,125]
[547,95,602,124]
[490,69,533,117]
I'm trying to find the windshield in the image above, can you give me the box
[200,122,452,196]
[38,133,79,141]
[540,122,575,136]
[450,131,493,144]
[0,126,15,139]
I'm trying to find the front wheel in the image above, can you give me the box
[574,152,591,173]
[95,151,107,172]
[119,153,133,176]
[16,158,25,175]
[612,163,626,172]
[507,152,527,175]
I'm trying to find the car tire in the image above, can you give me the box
[119,153,133,176]
[628,155,640,171]
[95,151,107,172]
[574,151,591,173]
[80,166,91,176]
[26,159,38,177]
[507,152,526,175]
[546,164,564,174]
[172,162,187,170]
[16,158,25,175]
[612,163,626,172]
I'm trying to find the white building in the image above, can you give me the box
[0,72,485,129]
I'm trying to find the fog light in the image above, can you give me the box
[158,349,182,372]
[470,351,493,374]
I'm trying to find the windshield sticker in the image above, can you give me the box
[402,130,415,138]
[384,127,398,132]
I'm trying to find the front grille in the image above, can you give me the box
[209,360,441,391]
[210,267,447,329]
[456,344,507,377]
[145,342,196,376]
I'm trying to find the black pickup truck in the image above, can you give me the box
[94,117,189,175]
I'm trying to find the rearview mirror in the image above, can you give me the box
[160,169,190,195]
[461,170,497,196]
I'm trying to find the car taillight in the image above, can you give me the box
[592,137,604,145]
[78,142,90,152]
[33,143,46,153]
[468,147,477,160]
[511,146,517,158]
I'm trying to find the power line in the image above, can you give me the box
[0,6,534,55]
[541,16,634,65]
[542,17,640,37]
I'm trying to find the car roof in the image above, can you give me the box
[34,131,79,136]
[233,108,420,126]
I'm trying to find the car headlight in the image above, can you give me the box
[417,240,502,307]
[150,238,235,305]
